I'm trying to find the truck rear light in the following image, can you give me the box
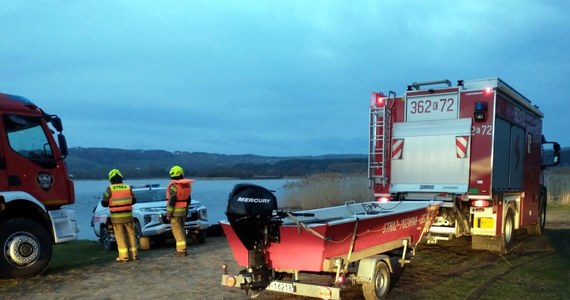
[472,200,490,207]
[371,92,386,108]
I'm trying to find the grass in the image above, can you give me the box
[384,209,570,299]
[281,173,373,209]
[49,240,114,272]
[282,169,570,208]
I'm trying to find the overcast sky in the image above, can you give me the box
[1,1,568,156]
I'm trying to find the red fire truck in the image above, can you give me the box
[369,78,560,252]
[0,92,78,278]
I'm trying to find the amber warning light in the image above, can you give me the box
[371,92,386,108]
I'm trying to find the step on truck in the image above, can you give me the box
[369,77,561,253]
[0,92,78,278]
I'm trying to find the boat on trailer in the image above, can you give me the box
[220,184,441,300]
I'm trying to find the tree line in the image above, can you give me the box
[66,147,368,179]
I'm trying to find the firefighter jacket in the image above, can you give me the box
[166,179,192,217]
[103,183,135,224]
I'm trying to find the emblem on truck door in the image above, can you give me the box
[37,172,53,191]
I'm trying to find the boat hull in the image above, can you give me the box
[221,200,440,272]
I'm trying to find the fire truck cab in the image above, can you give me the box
[0,92,78,278]
[369,78,560,252]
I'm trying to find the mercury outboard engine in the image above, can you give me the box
[226,184,281,293]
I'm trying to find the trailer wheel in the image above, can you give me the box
[503,208,515,252]
[0,218,52,279]
[362,260,391,300]
[100,225,116,252]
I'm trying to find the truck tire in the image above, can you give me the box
[0,218,52,279]
[503,208,515,252]
[528,188,547,235]
[100,225,116,252]
[361,260,390,300]
[189,229,207,244]
[197,229,207,244]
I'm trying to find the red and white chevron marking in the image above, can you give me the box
[392,139,404,160]
[456,136,469,158]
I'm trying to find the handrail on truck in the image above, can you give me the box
[409,79,452,90]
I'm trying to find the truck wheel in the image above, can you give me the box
[188,230,207,244]
[361,260,390,300]
[0,218,52,279]
[100,225,116,252]
[197,230,207,244]
[503,208,515,252]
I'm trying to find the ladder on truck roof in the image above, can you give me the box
[368,91,394,188]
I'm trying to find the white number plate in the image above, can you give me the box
[406,92,459,121]
[268,281,295,293]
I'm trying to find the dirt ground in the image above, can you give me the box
[1,209,569,300]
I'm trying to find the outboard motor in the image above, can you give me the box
[226,184,281,293]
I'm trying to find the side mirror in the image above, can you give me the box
[542,139,561,168]
[553,143,561,166]
[51,116,63,132]
[58,133,68,158]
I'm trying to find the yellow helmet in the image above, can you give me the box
[169,165,184,178]
[108,169,123,180]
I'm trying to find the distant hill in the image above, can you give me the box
[66,147,368,179]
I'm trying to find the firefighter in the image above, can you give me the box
[101,169,138,262]
[166,165,193,257]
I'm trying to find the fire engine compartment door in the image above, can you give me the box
[390,118,471,193]
[492,117,524,190]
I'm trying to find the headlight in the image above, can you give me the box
[144,215,152,224]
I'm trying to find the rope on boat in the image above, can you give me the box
[414,201,441,249]
[286,212,329,241]
[343,218,359,274]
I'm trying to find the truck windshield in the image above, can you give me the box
[134,189,166,203]
[4,115,56,167]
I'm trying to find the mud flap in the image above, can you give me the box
[356,254,392,283]
[471,235,503,252]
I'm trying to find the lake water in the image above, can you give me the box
[69,178,297,241]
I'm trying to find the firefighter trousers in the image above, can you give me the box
[113,221,138,261]
[170,216,187,254]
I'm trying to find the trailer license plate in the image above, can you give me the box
[268,281,295,293]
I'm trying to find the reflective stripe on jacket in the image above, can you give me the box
[166,179,193,217]
[109,183,134,223]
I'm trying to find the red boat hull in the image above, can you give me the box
[221,201,440,272]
